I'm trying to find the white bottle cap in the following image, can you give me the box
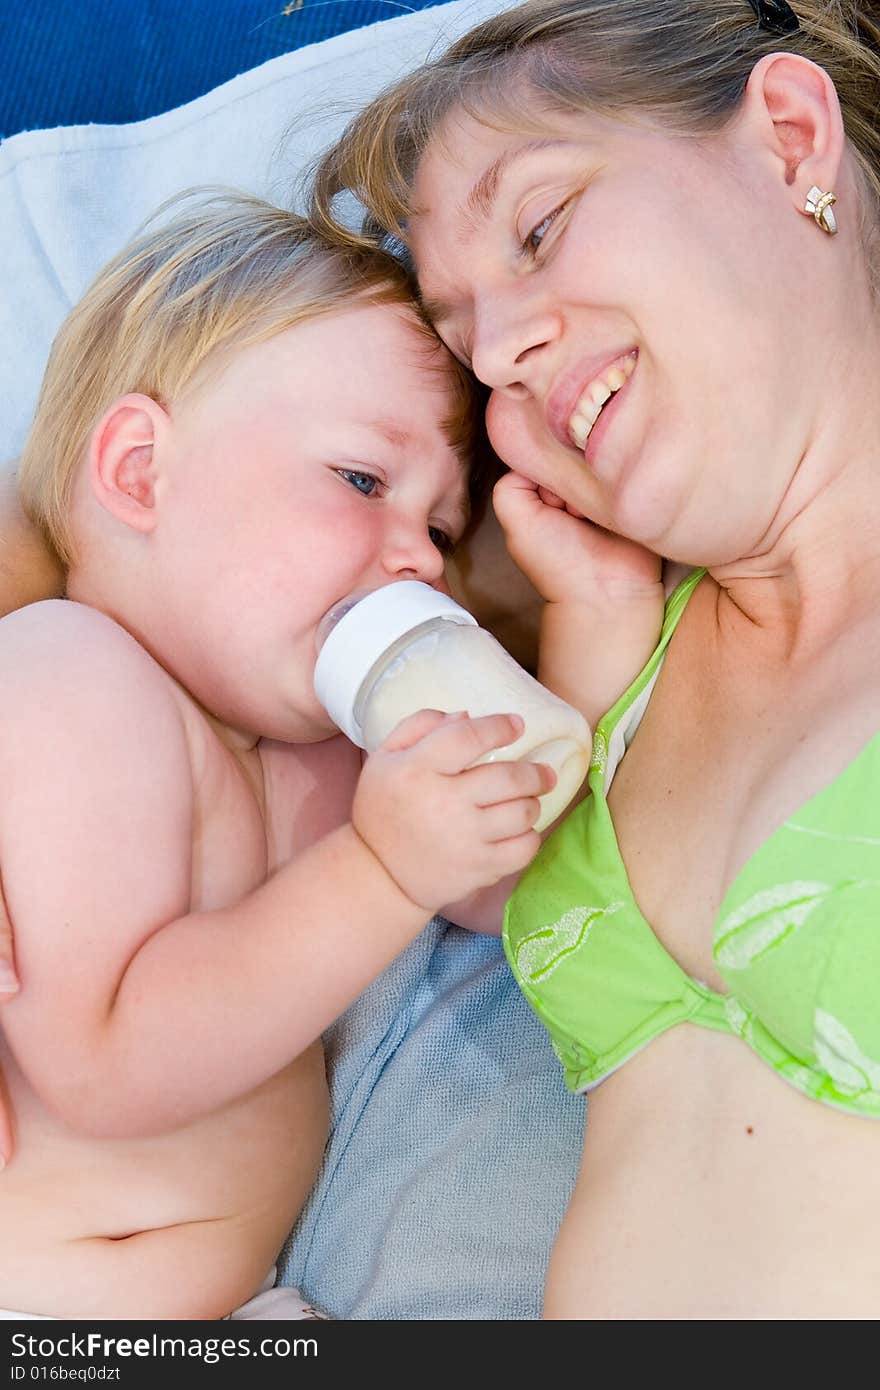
[313,580,477,745]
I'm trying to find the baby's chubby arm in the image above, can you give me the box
[493,471,664,730]
[0,602,550,1140]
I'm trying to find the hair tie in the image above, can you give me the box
[745,0,800,36]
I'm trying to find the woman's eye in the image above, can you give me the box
[338,469,379,496]
[521,201,567,258]
[429,525,456,557]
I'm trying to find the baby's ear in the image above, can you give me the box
[87,393,168,534]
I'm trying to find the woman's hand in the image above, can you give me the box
[492,469,661,605]
[494,469,665,728]
[0,876,19,1169]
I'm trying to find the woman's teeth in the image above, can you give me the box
[568,352,637,450]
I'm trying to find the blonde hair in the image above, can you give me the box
[309,0,880,247]
[20,191,486,566]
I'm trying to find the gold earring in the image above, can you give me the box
[804,185,838,236]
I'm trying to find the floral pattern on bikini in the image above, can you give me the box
[713,880,835,970]
[511,903,624,984]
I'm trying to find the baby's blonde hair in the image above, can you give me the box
[309,0,880,253]
[20,190,485,566]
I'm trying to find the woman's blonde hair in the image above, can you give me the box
[20,191,486,566]
[309,0,880,248]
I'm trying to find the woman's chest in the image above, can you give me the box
[606,618,880,989]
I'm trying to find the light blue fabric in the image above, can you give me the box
[282,921,583,1319]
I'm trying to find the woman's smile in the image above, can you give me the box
[552,347,638,455]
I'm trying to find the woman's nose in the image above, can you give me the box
[470,292,559,396]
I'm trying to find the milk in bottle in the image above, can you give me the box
[313,581,591,832]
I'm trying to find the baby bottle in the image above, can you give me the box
[313,580,591,832]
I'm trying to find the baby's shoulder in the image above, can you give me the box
[2,596,154,663]
[2,596,132,652]
[0,600,180,723]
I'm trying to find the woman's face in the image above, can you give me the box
[408,103,820,564]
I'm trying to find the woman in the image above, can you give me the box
[306,0,880,1316]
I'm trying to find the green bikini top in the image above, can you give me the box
[503,570,880,1115]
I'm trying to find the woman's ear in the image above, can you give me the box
[87,393,169,534]
[743,52,845,203]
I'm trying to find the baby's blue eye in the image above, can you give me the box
[339,469,378,496]
[429,525,456,557]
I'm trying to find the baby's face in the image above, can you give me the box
[151,302,471,746]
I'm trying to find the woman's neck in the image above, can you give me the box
[708,322,880,664]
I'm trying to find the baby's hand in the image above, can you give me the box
[493,470,661,606]
[352,709,555,911]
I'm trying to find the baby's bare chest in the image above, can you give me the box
[187,742,267,911]
[186,724,361,913]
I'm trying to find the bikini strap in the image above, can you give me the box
[591,567,706,792]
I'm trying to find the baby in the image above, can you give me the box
[0,190,668,1322]
[0,193,558,1321]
